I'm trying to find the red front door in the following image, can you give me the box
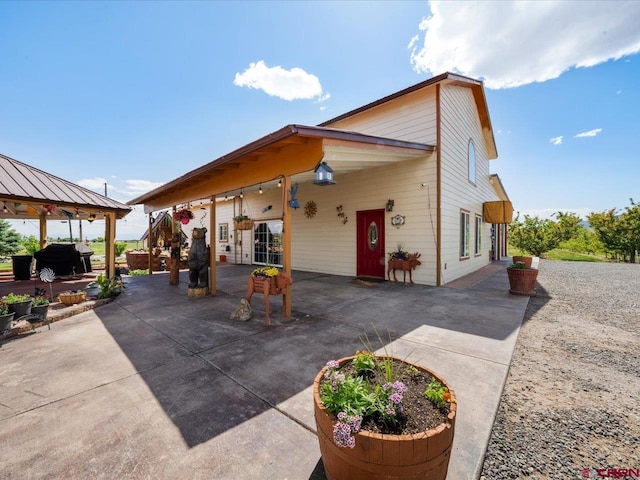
[356,209,385,278]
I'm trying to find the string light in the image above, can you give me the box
[224,192,228,201]
[2,202,7,213]
[259,184,263,194]
[278,178,282,188]
[240,190,244,199]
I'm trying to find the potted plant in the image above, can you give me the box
[0,301,15,334]
[31,296,51,319]
[512,255,533,268]
[506,261,538,296]
[2,292,33,317]
[313,349,457,480]
[173,208,194,225]
[233,214,254,231]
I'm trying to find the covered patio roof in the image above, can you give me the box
[127,124,434,213]
[0,153,131,221]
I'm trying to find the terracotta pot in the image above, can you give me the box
[313,356,457,480]
[512,256,533,268]
[0,312,15,333]
[507,267,538,296]
[8,300,32,318]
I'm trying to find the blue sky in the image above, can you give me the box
[1,1,639,239]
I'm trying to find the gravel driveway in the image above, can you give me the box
[480,260,640,479]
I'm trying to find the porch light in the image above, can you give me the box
[386,199,395,212]
[314,161,336,186]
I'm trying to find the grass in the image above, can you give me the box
[0,241,141,270]
[508,246,606,263]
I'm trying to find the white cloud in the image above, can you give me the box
[574,128,602,138]
[234,60,329,101]
[410,1,640,89]
[550,136,563,145]
[77,177,109,190]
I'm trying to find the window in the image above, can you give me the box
[475,215,483,256]
[460,210,470,259]
[468,140,476,184]
[218,223,228,243]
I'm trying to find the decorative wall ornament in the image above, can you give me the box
[336,205,348,224]
[304,200,318,219]
[391,214,406,228]
[288,182,300,209]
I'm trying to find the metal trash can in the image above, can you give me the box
[12,255,33,281]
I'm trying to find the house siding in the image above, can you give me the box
[439,85,499,284]
[215,155,438,285]
[323,89,438,146]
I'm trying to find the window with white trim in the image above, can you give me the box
[475,215,482,256]
[460,210,470,258]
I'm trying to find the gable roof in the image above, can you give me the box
[319,72,497,159]
[0,153,131,220]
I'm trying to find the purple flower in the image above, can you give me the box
[326,360,340,369]
[393,381,408,393]
[389,392,403,404]
[337,412,347,420]
[386,408,395,416]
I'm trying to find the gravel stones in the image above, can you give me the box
[480,260,640,479]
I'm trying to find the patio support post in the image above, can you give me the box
[105,212,116,278]
[209,197,216,296]
[38,213,47,249]
[281,175,292,318]
[147,213,153,274]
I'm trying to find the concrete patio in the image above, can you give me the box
[0,262,529,479]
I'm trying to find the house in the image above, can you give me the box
[129,72,512,298]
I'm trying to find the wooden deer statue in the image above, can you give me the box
[387,252,422,284]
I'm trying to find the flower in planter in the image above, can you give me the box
[319,351,454,449]
[0,301,10,315]
[173,209,194,225]
[250,266,280,278]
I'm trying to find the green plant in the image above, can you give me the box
[129,269,149,276]
[352,350,376,373]
[94,274,125,299]
[320,356,409,448]
[32,296,50,306]
[2,292,31,304]
[0,302,9,315]
[114,241,127,257]
[21,235,40,255]
[423,378,453,408]
[0,219,21,256]
[234,214,251,222]
[508,261,528,270]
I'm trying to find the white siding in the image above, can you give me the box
[439,85,500,284]
[325,89,438,145]
[216,156,439,285]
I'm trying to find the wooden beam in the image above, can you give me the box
[148,213,153,274]
[209,198,216,295]
[39,213,47,249]
[282,175,292,318]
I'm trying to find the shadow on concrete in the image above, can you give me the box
[91,263,531,452]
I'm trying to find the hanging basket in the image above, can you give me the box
[234,219,254,230]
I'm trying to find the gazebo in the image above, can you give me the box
[0,153,131,278]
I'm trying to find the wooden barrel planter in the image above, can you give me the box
[313,357,457,480]
[512,256,533,268]
[507,267,538,296]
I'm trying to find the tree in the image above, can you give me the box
[115,241,127,257]
[587,199,640,262]
[0,220,22,256]
[21,235,40,255]
[509,214,560,257]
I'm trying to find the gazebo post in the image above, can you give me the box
[147,213,153,274]
[39,213,48,249]
[105,212,117,279]
[281,175,292,318]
